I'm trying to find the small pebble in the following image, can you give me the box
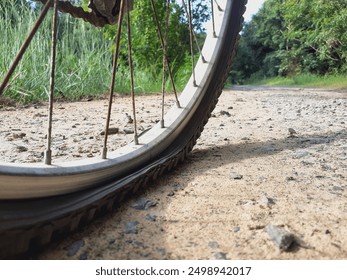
[266,225,296,251]
[132,198,157,210]
[208,241,220,249]
[100,127,119,135]
[332,186,343,192]
[167,191,175,197]
[16,146,28,153]
[123,128,134,135]
[145,214,157,222]
[286,176,296,181]
[260,196,276,207]
[79,252,88,260]
[230,172,243,180]
[157,248,166,256]
[233,226,240,232]
[214,252,227,260]
[294,150,310,159]
[65,240,85,257]
[12,132,26,139]
[220,110,231,117]
[125,221,140,234]
[288,128,297,137]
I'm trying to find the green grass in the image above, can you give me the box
[248,74,347,90]
[0,3,115,103]
[0,3,191,103]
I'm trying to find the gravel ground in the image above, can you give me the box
[1,86,346,259]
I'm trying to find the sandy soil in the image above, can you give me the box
[1,86,346,259]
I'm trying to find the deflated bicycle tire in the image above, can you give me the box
[0,0,247,259]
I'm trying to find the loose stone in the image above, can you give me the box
[125,221,140,234]
[230,172,243,180]
[208,241,220,249]
[65,239,85,257]
[145,214,157,222]
[132,198,157,210]
[266,225,296,252]
[214,252,227,260]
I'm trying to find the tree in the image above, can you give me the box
[230,0,347,84]
[103,0,208,76]
[230,0,285,83]
[282,0,347,74]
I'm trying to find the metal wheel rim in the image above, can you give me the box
[0,0,233,199]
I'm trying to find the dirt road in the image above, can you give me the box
[2,86,346,259]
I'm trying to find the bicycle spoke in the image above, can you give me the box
[186,0,197,87]
[149,0,180,109]
[210,0,217,38]
[214,0,223,12]
[181,0,206,63]
[160,0,171,128]
[126,0,139,145]
[0,0,53,95]
[44,0,59,165]
[102,0,126,159]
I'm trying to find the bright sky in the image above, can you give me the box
[243,0,267,22]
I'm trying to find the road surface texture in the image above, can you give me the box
[1,86,346,259]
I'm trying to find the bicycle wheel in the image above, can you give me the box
[0,0,246,258]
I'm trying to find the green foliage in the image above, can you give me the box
[282,0,347,74]
[230,0,285,83]
[231,0,347,84]
[0,0,29,7]
[103,0,208,77]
